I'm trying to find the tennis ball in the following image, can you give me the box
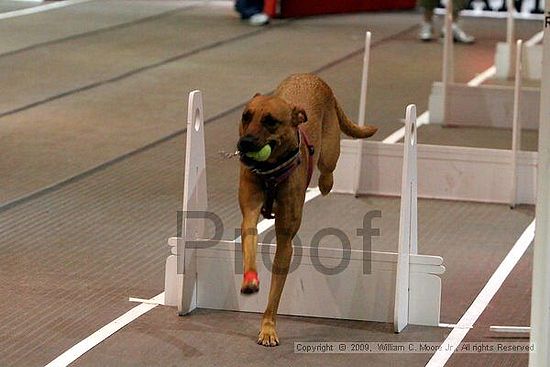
[245,144,272,162]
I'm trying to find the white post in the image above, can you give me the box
[506,0,516,47]
[442,0,454,124]
[510,39,523,208]
[506,0,516,78]
[353,31,371,196]
[394,104,418,333]
[529,6,550,366]
[409,110,418,256]
[177,90,207,315]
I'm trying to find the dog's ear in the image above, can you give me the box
[252,92,261,98]
[292,106,307,126]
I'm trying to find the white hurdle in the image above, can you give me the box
[494,0,544,80]
[430,6,542,128]
[163,92,445,332]
[334,126,537,204]
[411,9,539,205]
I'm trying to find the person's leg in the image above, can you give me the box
[452,0,464,19]
[235,0,269,26]
[234,0,263,19]
[418,0,438,41]
[451,0,475,43]
[419,0,438,19]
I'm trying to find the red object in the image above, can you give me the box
[243,270,259,285]
[264,0,416,18]
[264,0,278,17]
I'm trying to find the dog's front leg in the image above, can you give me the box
[239,172,263,294]
[258,208,301,347]
[240,213,261,294]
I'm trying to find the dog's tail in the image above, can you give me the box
[335,100,378,138]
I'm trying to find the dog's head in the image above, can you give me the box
[237,93,307,164]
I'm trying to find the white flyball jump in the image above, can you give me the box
[494,0,544,80]
[334,60,537,205]
[163,89,446,333]
[430,0,542,128]
[414,1,539,206]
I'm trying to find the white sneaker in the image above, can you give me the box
[452,23,475,44]
[248,13,269,26]
[419,22,433,42]
[441,23,475,44]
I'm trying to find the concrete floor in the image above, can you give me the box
[0,1,542,366]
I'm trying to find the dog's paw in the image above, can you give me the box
[319,173,333,196]
[240,271,260,295]
[240,281,259,294]
[257,325,279,347]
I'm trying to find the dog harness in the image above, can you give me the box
[240,126,314,220]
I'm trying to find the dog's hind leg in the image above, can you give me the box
[317,108,340,196]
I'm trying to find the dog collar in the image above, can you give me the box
[240,147,301,179]
[239,126,314,219]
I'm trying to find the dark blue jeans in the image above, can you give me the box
[235,0,264,19]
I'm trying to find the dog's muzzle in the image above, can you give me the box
[237,134,262,153]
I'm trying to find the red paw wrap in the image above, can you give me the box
[243,271,259,285]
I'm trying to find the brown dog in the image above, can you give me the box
[237,73,377,346]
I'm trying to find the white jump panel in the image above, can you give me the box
[334,140,537,205]
[495,42,543,80]
[428,82,540,129]
[167,239,444,327]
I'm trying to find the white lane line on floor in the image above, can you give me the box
[426,219,536,367]
[44,293,164,367]
[0,0,93,20]
[467,66,497,86]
